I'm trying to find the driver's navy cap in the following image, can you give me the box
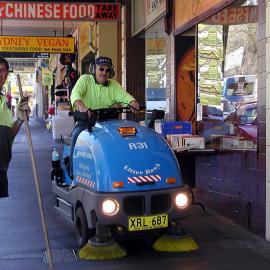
[95,56,112,66]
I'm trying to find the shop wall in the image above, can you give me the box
[131,0,145,35]
[196,151,265,236]
[265,0,270,240]
[166,33,175,120]
[175,0,223,29]
[98,22,118,78]
[195,1,267,237]
[79,22,91,62]
[174,0,235,34]
[77,21,117,79]
[124,0,145,106]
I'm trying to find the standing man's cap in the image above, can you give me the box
[95,56,112,66]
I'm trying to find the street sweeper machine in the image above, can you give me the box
[51,106,198,260]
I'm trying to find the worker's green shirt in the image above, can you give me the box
[0,96,13,128]
[70,74,134,109]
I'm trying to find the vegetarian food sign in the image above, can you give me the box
[0,36,74,53]
[0,2,120,20]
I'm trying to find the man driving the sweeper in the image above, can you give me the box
[69,56,139,177]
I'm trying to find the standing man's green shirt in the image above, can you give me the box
[0,95,13,128]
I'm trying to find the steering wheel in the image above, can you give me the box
[70,105,137,123]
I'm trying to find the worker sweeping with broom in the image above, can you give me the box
[0,57,31,198]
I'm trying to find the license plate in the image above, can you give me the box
[128,214,168,231]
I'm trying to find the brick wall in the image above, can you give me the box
[196,151,265,236]
[265,0,270,240]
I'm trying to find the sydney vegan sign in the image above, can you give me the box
[0,2,120,20]
[0,36,75,53]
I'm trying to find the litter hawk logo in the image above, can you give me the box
[0,2,120,21]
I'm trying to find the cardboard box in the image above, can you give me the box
[183,136,205,149]
[166,134,185,148]
[238,140,256,149]
[166,134,205,149]
[219,136,240,149]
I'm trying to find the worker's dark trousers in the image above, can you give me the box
[70,121,86,179]
[0,126,12,198]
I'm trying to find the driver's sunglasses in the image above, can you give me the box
[98,67,111,73]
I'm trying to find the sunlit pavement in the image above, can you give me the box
[1,118,270,270]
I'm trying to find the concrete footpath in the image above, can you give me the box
[1,118,270,270]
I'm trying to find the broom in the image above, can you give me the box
[153,233,199,252]
[78,223,126,260]
[153,221,199,252]
[16,74,54,270]
[79,238,127,260]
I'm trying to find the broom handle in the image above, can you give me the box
[16,74,54,270]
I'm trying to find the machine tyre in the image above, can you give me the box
[75,207,89,247]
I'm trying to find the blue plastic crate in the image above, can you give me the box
[162,121,192,136]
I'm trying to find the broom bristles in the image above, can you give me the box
[79,240,127,260]
[153,234,199,252]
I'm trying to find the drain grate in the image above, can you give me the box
[43,248,77,264]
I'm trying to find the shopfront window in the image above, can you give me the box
[197,0,258,149]
[145,22,166,120]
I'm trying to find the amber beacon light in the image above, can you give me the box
[118,127,137,136]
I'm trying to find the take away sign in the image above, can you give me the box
[0,2,120,20]
[0,36,75,54]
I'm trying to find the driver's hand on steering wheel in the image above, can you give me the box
[79,106,91,118]
[74,100,91,117]
[129,100,139,113]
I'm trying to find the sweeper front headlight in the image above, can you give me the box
[102,198,120,216]
[175,193,189,209]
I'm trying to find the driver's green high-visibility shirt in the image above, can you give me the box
[70,74,134,110]
[0,96,13,128]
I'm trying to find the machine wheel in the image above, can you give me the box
[75,207,89,247]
